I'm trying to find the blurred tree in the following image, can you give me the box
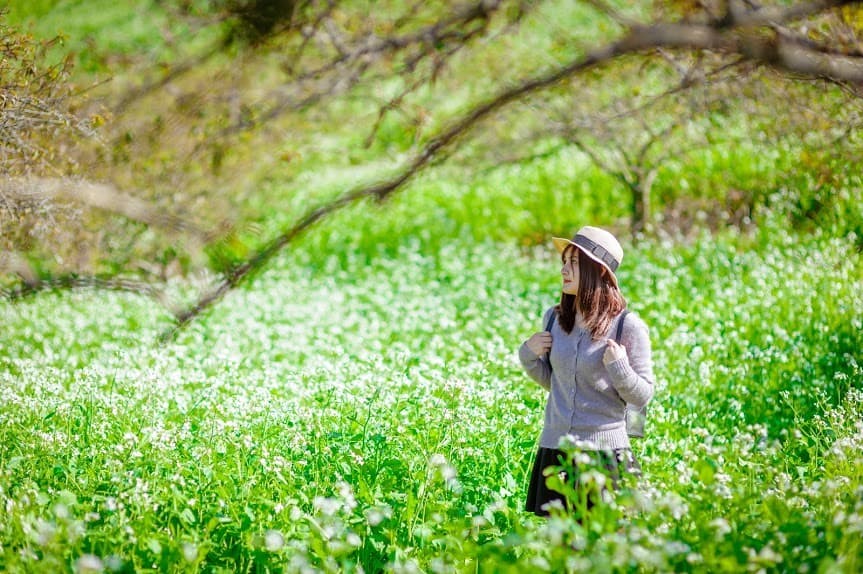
[0,11,89,284]
[223,0,298,39]
[3,1,863,327]
[547,53,746,235]
[182,0,863,236]
[167,0,863,331]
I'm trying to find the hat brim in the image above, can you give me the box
[552,236,619,287]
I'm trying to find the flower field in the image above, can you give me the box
[1,222,862,572]
[4,0,863,571]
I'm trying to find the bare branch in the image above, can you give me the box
[288,0,339,73]
[566,132,617,176]
[113,39,227,113]
[151,0,863,333]
[1,178,211,241]
[0,273,169,304]
[604,17,863,82]
[729,0,856,27]
[0,251,38,286]
[472,142,571,176]
[220,0,517,138]
[584,0,641,29]
[589,57,750,127]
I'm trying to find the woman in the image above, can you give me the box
[519,225,654,517]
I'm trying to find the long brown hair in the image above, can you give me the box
[556,245,626,339]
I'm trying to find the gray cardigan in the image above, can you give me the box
[519,307,655,451]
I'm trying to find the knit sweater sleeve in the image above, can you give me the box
[605,313,655,408]
[518,307,554,391]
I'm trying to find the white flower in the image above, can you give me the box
[53,503,70,520]
[313,497,340,516]
[429,454,446,466]
[337,481,357,512]
[264,530,284,552]
[34,519,55,546]
[182,543,197,562]
[441,465,456,481]
[581,469,607,489]
[710,518,731,538]
[365,508,384,527]
[75,554,104,574]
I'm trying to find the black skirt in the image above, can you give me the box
[525,447,641,517]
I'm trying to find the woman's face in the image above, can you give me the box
[561,246,579,295]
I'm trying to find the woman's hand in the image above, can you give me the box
[525,332,552,356]
[603,339,627,366]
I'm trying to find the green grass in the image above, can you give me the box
[1,225,862,572]
[2,1,863,570]
[3,0,62,21]
[4,0,223,73]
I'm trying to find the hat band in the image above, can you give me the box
[573,234,619,272]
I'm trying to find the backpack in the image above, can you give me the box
[544,309,646,438]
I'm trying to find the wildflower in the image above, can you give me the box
[440,465,456,482]
[313,497,340,516]
[337,481,357,512]
[264,530,285,552]
[429,454,446,467]
[181,543,197,562]
[365,508,385,527]
[581,469,607,490]
[530,556,551,570]
[103,556,123,571]
[54,503,70,520]
[75,554,104,573]
[710,518,731,539]
[34,519,55,546]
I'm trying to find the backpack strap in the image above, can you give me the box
[544,308,557,334]
[544,309,556,366]
[615,309,629,344]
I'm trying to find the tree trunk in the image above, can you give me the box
[631,171,656,236]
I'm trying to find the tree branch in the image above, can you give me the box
[217,0,519,139]
[154,0,863,334]
[0,273,169,305]
[2,178,211,241]
[584,0,641,29]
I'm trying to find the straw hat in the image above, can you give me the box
[552,226,623,286]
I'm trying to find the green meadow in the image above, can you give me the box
[2,164,863,571]
[2,0,863,572]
